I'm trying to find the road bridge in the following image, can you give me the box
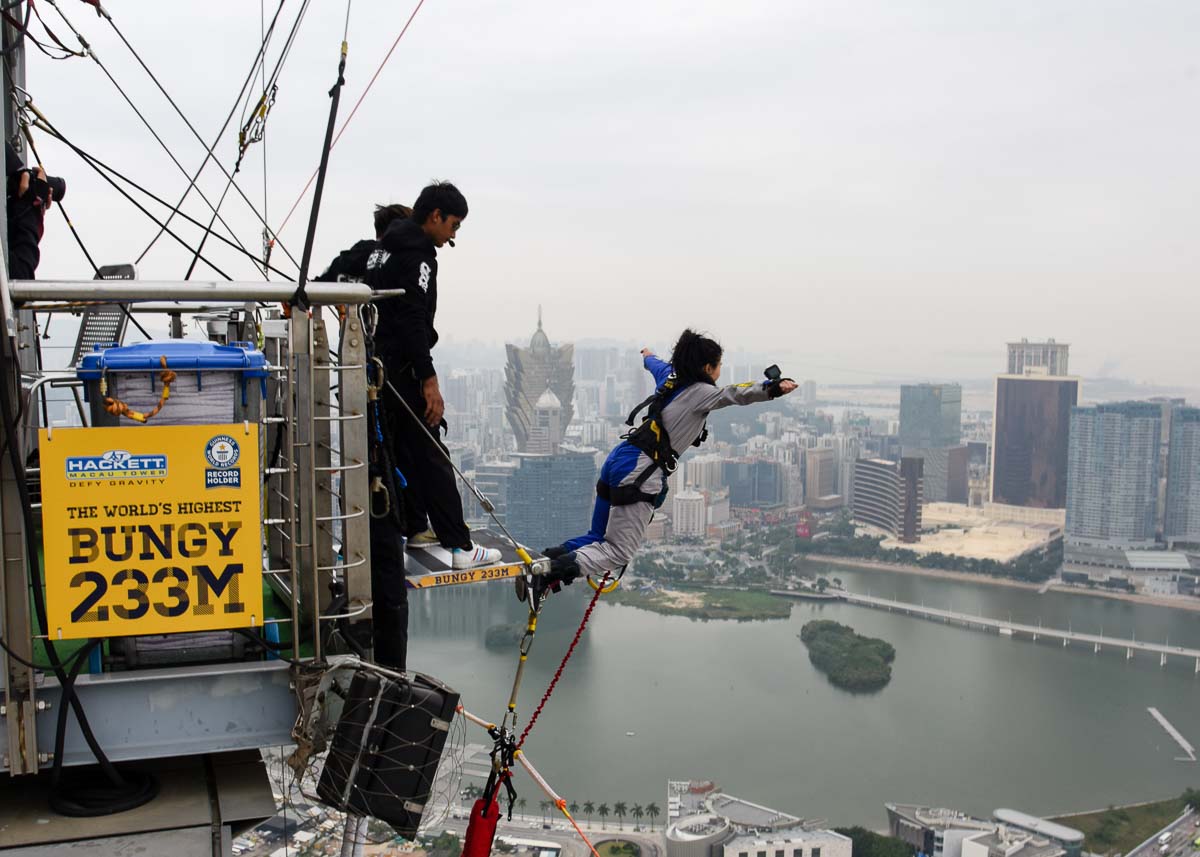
[838,591,1200,672]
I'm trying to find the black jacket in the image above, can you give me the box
[315,237,376,283]
[6,144,46,280]
[365,218,439,381]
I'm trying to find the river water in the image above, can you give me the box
[408,563,1200,829]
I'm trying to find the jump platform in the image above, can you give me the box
[404,530,549,590]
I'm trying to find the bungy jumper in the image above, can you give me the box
[529,357,794,599]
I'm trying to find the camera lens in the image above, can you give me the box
[46,176,66,202]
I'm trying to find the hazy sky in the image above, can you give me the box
[23,0,1199,389]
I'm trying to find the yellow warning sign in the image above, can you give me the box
[38,423,263,640]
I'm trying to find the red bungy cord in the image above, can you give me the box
[517,575,608,749]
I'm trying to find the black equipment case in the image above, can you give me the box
[316,668,460,838]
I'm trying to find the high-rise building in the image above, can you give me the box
[907,445,969,503]
[525,388,565,454]
[1151,398,1186,535]
[672,490,707,538]
[899,384,962,448]
[1006,338,1070,376]
[504,309,575,452]
[900,384,964,503]
[804,446,840,508]
[724,459,784,509]
[463,459,520,527]
[686,453,726,492]
[1065,402,1161,547]
[990,375,1079,509]
[852,457,923,542]
[505,448,598,549]
[1166,406,1200,547]
[802,379,817,405]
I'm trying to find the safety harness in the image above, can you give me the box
[598,373,707,507]
[362,306,407,525]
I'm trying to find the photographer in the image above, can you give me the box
[6,142,64,280]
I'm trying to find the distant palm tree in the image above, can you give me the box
[584,801,596,827]
[569,801,580,818]
[598,803,610,829]
[646,802,660,831]
[614,801,627,830]
[632,804,645,830]
[517,797,527,817]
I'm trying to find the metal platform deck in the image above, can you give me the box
[404,530,548,590]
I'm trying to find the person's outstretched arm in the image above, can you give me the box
[691,377,798,412]
[640,348,674,388]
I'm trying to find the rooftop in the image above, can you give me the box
[667,814,731,842]
[725,828,850,850]
[707,793,802,829]
[1124,551,1194,571]
[993,809,1085,844]
[887,803,995,832]
[966,830,1064,857]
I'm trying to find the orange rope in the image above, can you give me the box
[104,355,176,423]
[558,802,602,857]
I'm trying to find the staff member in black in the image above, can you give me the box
[314,203,411,283]
[366,181,501,570]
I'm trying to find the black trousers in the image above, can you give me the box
[387,375,472,550]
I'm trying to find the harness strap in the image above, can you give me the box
[595,473,665,508]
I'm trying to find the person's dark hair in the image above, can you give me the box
[670,329,723,386]
[411,181,468,225]
[373,203,412,238]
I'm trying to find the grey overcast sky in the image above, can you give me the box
[24,0,1199,388]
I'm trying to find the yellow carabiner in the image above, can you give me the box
[586,574,620,594]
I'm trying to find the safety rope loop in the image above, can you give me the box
[517,574,610,749]
[104,356,176,424]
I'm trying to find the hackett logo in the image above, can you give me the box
[65,450,168,481]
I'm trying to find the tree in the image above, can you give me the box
[598,803,611,829]
[539,800,549,823]
[834,826,912,857]
[632,804,645,829]
[584,800,596,827]
[569,800,580,818]
[614,801,627,830]
[646,802,660,831]
[1183,787,1200,811]
[427,831,461,857]
[518,797,527,816]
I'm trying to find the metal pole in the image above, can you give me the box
[8,280,375,304]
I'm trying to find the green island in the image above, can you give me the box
[605,586,792,621]
[800,620,895,691]
[596,841,642,857]
[1050,789,1200,856]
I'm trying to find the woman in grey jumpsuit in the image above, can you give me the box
[534,330,797,599]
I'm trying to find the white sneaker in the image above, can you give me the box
[452,545,502,570]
